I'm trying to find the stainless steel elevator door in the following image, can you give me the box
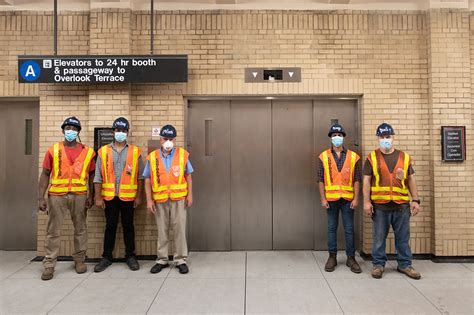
[313,99,359,250]
[188,101,231,250]
[230,101,272,250]
[272,100,314,249]
[188,99,359,250]
[0,101,39,250]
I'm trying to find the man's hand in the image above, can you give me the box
[85,196,94,210]
[134,196,142,209]
[185,194,193,208]
[38,197,48,213]
[350,198,359,209]
[363,201,373,216]
[147,199,157,214]
[410,202,421,216]
[321,198,329,209]
[95,198,105,210]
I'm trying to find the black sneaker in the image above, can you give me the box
[177,263,189,274]
[94,258,112,273]
[150,263,169,274]
[126,256,140,271]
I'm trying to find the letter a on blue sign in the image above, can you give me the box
[20,61,41,82]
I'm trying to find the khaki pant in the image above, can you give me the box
[43,194,87,268]
[154,199,188,265]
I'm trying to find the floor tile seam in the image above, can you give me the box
[4,261,36,280]
[145,268,171,315]
[46,274,91,315]
[402,274,444,315]
[311,251,345,315]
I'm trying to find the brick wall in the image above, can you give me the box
[0,9,472,257]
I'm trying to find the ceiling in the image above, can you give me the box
[0,0,471,11]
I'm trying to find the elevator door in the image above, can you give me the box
[188,101,231,250]
[313,100,359,250]
[230,101,273,249]
[188,99,358,250]
[272,100,314,249]
[0,101,39,250]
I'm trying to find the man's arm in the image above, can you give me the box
[94,183,104,209]
[363,175,373,216]
[145,178,156,213]
[86,173,94,209]
[407,174,421,216]
[351,181,360,209]
[93,155,105,209]
[134,155,145,208]
[317,158,329,209]
[185,174,193,207]
[135,180,144,208]
[318,182,329,209]
[38,168,51,212]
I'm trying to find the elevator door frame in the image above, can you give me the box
[185,95,363,251]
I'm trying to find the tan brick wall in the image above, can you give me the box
[0,9,472,257]
[428,10,474,256]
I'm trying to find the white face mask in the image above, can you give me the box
[331,136,344,148]
[379,138,393,151]
[163,140,174,151]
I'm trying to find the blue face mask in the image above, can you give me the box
[114,132,127,143]
[379,138,393,150]
[331,136,344,148]
[64,130,78,142]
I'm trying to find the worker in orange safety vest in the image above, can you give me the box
[37,116,95,281]
[318,123,362,274]
[144,124,194,275]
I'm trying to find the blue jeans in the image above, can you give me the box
[372,206,412,269]
[327,199,355,257]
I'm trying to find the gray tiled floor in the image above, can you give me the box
[0,250,473,314]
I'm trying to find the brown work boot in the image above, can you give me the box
[371,266,384,279]
[397,266,421,280]
[346,256,362,274]
[324,253,337,272]
[74,258,87,274]
[41,267,54,281]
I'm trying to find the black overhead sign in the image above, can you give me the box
[441,126,466,162]
[18,55,187,84]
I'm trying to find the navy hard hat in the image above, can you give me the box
[376,123,395,136]
[61,116,81,131]
[160,124,177,138]
[112,117,130,130]
[328,124,346,137]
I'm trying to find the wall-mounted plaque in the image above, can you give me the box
[441,126,466,162]
[94,127,115,152]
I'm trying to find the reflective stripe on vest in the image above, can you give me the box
[321,149,359,201]
[370,150,410,203]
[149,148,188,202]
[49,142,94,194]
[99,144,140,201]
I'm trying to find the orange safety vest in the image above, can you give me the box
[319,149,360,201]
[48,142,95,195]
[368,149,410,204]
[98,144,141,201]
[147,148,189,203]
